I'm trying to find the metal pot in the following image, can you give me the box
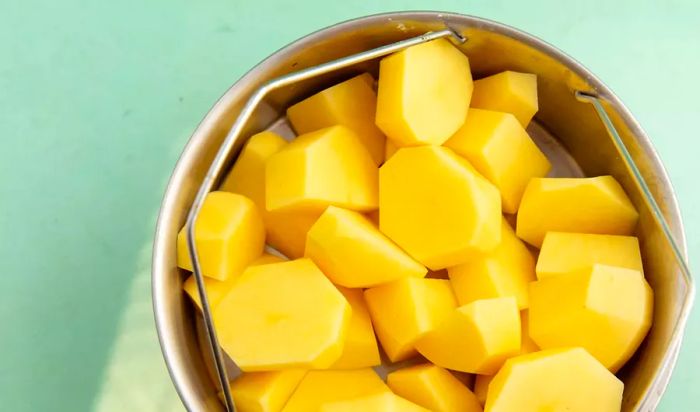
[152,11,692,411]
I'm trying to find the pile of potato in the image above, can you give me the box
[177,38,652,412]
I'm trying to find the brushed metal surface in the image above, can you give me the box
[152,12,690,412]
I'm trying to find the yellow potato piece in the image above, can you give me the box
[470,71,538,127]
[388,363,482,412]
[536,232,643,279]
[228,369,306,412]
[305,206,427,288]
[473,374,493,406]
[183,253,285,310]
[281,369,389,412]
[287,73,386,165]
[516,176,639,247]
[529,264,653,372]
[415,297,521,374]
[214,259,351,371]
[384,139,399,162]
[266,125,378,213]
[485,348,623,412]
[364,278,457,362]
[220,131,319,259]
[444,108,551,213]
[177,191,265,280]
[320,392,429,412]
[448,219,535,310]
[380,146,501,270]
[376,38,473,146]
[331,287,381,369]
[473,309,537,407]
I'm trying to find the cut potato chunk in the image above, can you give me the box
[529,264,653,372]
[444,108,550,213]
[516,176,639,247]
[228,369,306,412]
[320,392,429,412]
[448,219,535,309]
[485,348,623,412]
[282,369,389,412]
[305,206,427,288]
[183,253,285,310]
[214,259,351,371]
[287,73,386,165]
[177,191,265,280]
[537,232,643,279]
[380,146,501,269]
[388,363,482,412]
[415,297,520,374]
[470,71,538,127]
[331,287,381,369]
[221,131,319,258]
[376,38,472,146]
[265,125,378,213]
[364,278,457,362]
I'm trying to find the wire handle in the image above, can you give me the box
[576,91,694,408]
[185,28,465,411]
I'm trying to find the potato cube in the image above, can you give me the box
[214,259,350,371]
[516,176,639,247]
[470,71,537,127]
[228,369,306,412]
[485,348,623,412]
[177,191,265,280]
[183,253,284,310]
[380,146,501,270]
[305,206,426,288]
[331,287,381,369]
[282,369,389,412]
[536,232,643,279]
[320,392,429,412]
[266,125,378,213]
[387,363,482,412]
[415,297,520,374]
[444,108,550,213]
[448,219,535,309]
[376,39,473,146]
[529,264,653,372]
[221,131,319,258]
[364,278,457,362]
[287,73,386,165]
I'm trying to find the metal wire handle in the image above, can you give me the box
[185,28,465,412]
[184,28,694,412]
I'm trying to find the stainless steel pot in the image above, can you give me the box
[152,11,692,411]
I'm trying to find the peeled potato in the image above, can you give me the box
[379,146,501,270]
[485,348,623,412]
[388,363,482,412]
[305,206,426,288]
[287,73,386,165]
[364,278,457,362]
[376,38,472,146]
[177,191,265,281]
[214,259,350,371]
[516,176,639,247]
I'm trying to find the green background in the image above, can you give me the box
[1,0,697,410]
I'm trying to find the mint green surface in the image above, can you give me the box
[1,0,697,410]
